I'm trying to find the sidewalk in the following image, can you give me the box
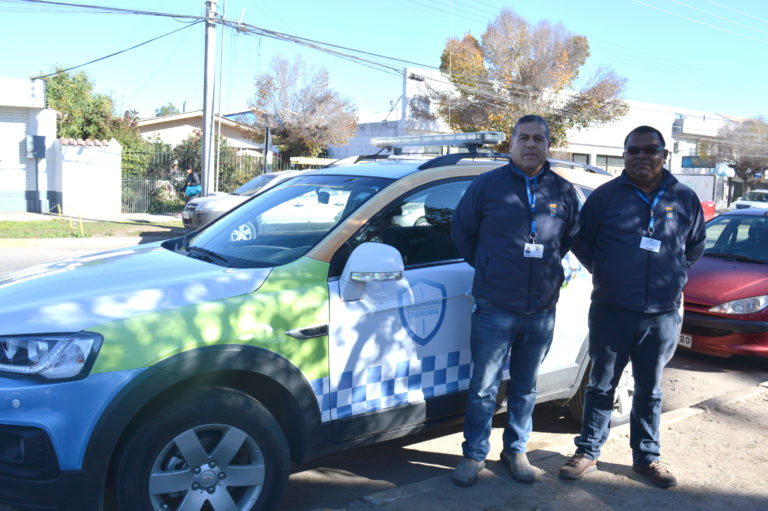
[0,211,182,250]
[0,211,179,224]
[336,382,768,511]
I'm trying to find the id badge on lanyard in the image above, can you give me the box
[518,169,544,258]
[637,186,666,253]
[524,242,544,258]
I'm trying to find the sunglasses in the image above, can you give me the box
[626,146,665,155]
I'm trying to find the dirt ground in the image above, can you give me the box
[340,385,768,511]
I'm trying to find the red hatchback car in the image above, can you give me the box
[681,208,768,359]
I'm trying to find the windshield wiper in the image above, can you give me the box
[187,246,232,266]
[706,252,767,264]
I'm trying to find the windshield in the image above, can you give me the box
[742,191,768,203]
[232,174,280,196]
[188,175,391,267]
[704,214,768,264]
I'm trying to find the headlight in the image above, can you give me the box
[197,200,220,212]
[709,295,768,314]
[0,332,103,380]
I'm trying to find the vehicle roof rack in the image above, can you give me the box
[371,131,506,151]
[417,152,508,170]
[418,154,613,175]
[324,153,390,167]
[548,158,611,176]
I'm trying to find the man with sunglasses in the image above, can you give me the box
[559,125,706,488]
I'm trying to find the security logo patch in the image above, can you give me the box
[398,279,447,346]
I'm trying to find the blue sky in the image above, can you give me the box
[3,0,767,121]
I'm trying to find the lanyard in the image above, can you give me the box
[634,185,667,236]
[514,167,538,241]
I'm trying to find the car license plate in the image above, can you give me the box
[182,211,191,219]
[678,334,692,348]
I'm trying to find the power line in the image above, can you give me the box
[704,0,768,26]
[670,0,768,37]
[31,21,202,79]
[8,0,762,120]
[4,0,202,20]
[630,0,768,46]
[124,21,200,108]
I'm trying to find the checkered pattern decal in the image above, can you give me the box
[311,349,474,422]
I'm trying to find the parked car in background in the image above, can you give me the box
[728,189,768,210]
[680,208,768,360]
[182,170,304,229]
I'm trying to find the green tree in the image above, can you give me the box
[250,55,357,158]
[43,68,144,148]
[430,9,628,147]
[701,117,768,188]
[155,103,180,117]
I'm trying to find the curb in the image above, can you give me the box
[325,381,768,511]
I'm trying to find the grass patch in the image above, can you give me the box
[0,219,187,239]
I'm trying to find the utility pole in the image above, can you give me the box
[202,0,217,196]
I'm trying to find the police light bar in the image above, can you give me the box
[371,131,506,148]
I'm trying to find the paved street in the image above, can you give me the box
[277,350,768,511]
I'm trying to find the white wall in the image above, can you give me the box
[0,77,59,212]
[564,100,676,168]
[0,77,45,108]
[59,140,122,218]
[328,121,400,159]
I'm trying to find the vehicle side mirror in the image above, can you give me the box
[340,242,404,301]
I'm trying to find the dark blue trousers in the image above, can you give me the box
[575,302,680,464]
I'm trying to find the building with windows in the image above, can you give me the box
[329,67,742,209]
[136,110,264,155]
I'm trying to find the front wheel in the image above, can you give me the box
[115,387,290,511]
[567,362,634,426]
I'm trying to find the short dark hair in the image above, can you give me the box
[512,115,550,142]
[624,125,666,148]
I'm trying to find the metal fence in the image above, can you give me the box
[121,150,311,214]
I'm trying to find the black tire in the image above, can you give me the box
[566,361,634,427]
[566,362,589,423]
[115,387,290,511]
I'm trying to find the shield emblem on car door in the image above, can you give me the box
[398,279,447,346]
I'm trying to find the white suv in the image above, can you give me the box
[0,133,630,511]
[729,189,768,210]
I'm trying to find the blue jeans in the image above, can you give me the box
[575,302,680,464]
[462,298,556,461]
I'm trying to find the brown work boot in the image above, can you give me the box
[559,453,597,480]
[633,460,677,488]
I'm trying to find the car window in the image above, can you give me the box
[705,215,768,263]
[347,179,472,268]
[742,191,768,202]
[575,185,592,203]
[232,174,279,195]
[189,175,391,268]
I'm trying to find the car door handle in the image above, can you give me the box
[285,324,329,339]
